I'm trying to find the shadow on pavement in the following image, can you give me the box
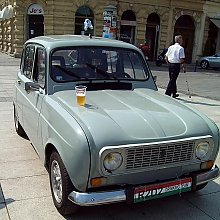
[0,184,15,210]
[177,97,220,107]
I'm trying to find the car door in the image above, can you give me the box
[213,52,220,67]
[18,44,46,152]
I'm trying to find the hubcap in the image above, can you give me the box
[51,160,63,204]
[201,61,207,68]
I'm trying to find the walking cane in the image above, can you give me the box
[184,69,191,98]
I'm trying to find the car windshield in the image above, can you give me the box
[215,52,220,57]
[50,47,149,82]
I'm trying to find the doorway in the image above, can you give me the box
[146,13,160,61]
[120,10,136,44]
[28,15,44,39]
[27,4,44,39]
[174,15,195,63]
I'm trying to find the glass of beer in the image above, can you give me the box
[75,85,87,106]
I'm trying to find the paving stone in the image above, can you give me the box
[6,197,63,220]
[0,102,13,110]
[0,136,30,149]
[1,175,50,201]
[0,203,9,220]
[0,159,47,180]
[184,191,220,220]
[0,111,13,122]
[0,146,39,163]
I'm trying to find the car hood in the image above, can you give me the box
[53,88,211,147]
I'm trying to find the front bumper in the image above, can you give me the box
[68,165,219,206]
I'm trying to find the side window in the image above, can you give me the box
[34,48,46,88]
[23,45,35,79]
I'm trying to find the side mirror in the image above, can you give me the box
[25,82,40,92]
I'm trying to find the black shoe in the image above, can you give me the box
[173,93,179,98]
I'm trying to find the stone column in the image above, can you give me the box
[136,16,146,46]
[159,10,170,51]
[13,13,25,57]
[165,7,174,48]
[195,12,206,61]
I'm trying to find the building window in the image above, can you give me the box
[75,6,94,35]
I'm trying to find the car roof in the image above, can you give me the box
[25,35,139,51]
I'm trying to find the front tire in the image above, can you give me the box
[200,60,209,69]
[49,151,78,216]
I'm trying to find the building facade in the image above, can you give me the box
[0,0,220,62]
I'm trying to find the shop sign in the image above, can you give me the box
[120,20,137,26]
[27,4,44,15]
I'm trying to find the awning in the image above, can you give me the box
[210,18,220,29]
[0,5,13,20]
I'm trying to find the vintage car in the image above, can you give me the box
[13,35,219,216]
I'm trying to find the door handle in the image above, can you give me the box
[17,80,21,85]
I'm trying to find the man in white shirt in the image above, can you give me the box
[165,35,186,98]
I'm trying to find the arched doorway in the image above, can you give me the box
[120,10,136,44]
[75,6,94,35]
[27,4,44,39]
[146,13,160,61]
[174,15,195,63]
[203,21,218,56]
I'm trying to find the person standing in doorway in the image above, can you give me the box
[165,35,186,98]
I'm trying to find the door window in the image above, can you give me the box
[33,48,46,88]
[22,45,35,79]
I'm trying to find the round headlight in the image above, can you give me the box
[103,152,123,172]
[195,142,210,159]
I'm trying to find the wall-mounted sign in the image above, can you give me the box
[103,5,117,39]
[27,4,44,15]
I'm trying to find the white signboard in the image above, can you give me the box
[27,4,44,15]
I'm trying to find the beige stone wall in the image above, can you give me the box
[44,0,113,36]
[0,0,15,55]
[0,0,219,60]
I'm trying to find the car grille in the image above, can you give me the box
[125,141,194,170]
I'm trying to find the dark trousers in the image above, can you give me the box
[165,63,180,96]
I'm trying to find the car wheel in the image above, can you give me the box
[200,60,209,69]
[49,151,78,216]
[13,105,25,136]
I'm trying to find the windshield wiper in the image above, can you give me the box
[86,63,118,80]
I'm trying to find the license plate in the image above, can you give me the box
[134,177,192,203]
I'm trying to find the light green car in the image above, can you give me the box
[13,35,219,216]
